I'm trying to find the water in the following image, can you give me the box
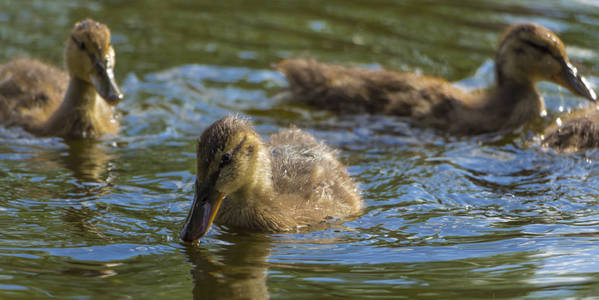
[2,0,599,298]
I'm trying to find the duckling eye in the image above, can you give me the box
[220,153,232,167]
[71,36,86,51]
[71,36,85,51]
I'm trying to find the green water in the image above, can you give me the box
[2,0,599,299]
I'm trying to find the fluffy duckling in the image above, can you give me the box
[542,107,599,153]
[180,115,362,242]
[0,19,123,138]
[276,23,596,135]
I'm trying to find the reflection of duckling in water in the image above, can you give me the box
[184,234,272,300]
[60,139,117,182]
[180,115,362,242]
[0,18,123,138]
[542,106,599,153]
[276,23,596,135]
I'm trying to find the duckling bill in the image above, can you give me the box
[276,23,596,135]
[182,178,225,241]
[0,19,123,138]
[180,116,362,242]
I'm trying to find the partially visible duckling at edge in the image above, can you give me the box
[276,23,596,135]
[0,18,123,138]
[542,106,599,153]
[180,115,362,242]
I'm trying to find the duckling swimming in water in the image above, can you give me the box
[180,115,362,242]
[542,106,599,153]
[276,23,596,135]
[0,19,123,138]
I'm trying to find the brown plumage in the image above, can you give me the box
[0,18,123,138]
[180,115,362,242]
[276,23,596,135]
[542,107,599,153]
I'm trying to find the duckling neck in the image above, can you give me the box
[234,149,275,206]
[494,77,538,100]
[483,72,543,129]
[494,60,541,104]
[40,77,115,138]
[219,148,292,231]
[496,65,534,88]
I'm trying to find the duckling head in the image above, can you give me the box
[181,116,268,242]
[65,19,123,104]
[496,23,596,101]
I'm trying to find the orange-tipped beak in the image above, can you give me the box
[180,178,225,243]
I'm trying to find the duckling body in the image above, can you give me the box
[0,58,68,132]
[276,23,596,135]
[0,19,122,138]
[180,116,362,242]
[542,107,599,153]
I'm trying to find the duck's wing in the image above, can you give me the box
[543,109,599,153]
[267,127,361,222]
[0,58,68,129]
[275,58,465,118]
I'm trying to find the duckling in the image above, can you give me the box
[180,115,362,242]
[276,23,596,135]
[0,18,123,138]
[542,106,599,153]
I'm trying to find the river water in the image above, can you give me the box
[2,0,599,299]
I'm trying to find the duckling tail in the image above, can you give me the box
[275,58,330,102]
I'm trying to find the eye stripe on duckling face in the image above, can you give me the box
[219,136,247,169]
[71,28,111,61]
[520,39,564,63]
[71,36,86,51]
[522,40,550,54]
[71,35,101,65]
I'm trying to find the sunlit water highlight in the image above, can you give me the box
[2,0,599,299]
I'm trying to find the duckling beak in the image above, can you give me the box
[554,61,597,102]
[89,60,123,105]
[180,178,225,243]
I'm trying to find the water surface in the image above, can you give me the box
[2,0,599,299]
